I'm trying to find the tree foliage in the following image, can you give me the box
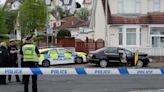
[51,6,72,20]
[0,8,7,34]
[19,0,47,38]
[57,29,71,38]
[5,10,18,34]
[76,8,90,20]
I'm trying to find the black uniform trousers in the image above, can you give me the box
[8,62,20,82]
[0,66,6,84]
[22,62,38,92]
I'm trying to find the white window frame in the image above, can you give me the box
[149,25,164,48]
[117,0,141,14]
[153,0,160,12]
[118,25,140,47]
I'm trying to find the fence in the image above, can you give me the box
[75,39,105,53]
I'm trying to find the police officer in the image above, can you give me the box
[8,39,20,82]
[20,35,40,92]
[0,42,10,84]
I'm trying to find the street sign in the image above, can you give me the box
[47,28,53,34]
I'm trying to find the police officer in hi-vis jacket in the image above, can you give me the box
[20,35,40,92]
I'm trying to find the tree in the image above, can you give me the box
[19,0,47,38]
[5,10,18,34]
[76,8,90,20]
[0,8,7,34]
[57,29,71,38]
[51,6,73,20]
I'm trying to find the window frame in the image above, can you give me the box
[118,26,140,47]
[153,0,160,12]
[117,0,141,14]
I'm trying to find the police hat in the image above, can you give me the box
[26,35,33,40]
[9,39,16,42]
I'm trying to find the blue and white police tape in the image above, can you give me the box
[0,68,164,75]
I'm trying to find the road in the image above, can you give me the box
[0,62,164,92]
[0,75,164,92]
[52,62,164,68]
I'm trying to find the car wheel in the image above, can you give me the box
[99,60,108,68]
[75,57,83,64]
[42,60,50,67]
[136,60,143,68]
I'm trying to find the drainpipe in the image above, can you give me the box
[105,0,108,47]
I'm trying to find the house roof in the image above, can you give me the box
[101,0,164,24]
[83,0,92,4]
[57,16,89,29]
[60,0,73,6]
[6,0,22,3]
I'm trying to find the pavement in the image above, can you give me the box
[0,75,164,92]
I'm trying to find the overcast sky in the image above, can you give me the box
[76,0,83,4]
[0,0,6,5]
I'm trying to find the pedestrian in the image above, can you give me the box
[8,39,20,82]
[20,35,40,92]
[0,42,10,84]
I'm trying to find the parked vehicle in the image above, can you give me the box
[39,48,87,67]
[88,47,151,68]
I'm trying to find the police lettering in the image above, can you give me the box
[95,70,111,74]
[5,69,22,74]
[137,70,153,74]
[51,70,67,74]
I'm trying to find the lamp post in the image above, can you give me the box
[45,0,51,47]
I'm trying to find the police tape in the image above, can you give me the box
[0,68,164,75]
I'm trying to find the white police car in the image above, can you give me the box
[39,48,87,67]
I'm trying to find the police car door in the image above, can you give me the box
[49,49,59,65]
[58,48,73,64]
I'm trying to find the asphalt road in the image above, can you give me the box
[51,62,164,68]
[0,75,164,92]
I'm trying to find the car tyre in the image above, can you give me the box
[75,57,83,64]
[99,60,108,68]
[42,60,50,67]
[136,60,143,68]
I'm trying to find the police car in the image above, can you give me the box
[39,48,87,67]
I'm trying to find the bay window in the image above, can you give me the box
[118,26,140,47]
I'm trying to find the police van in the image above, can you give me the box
[39,48,87,67]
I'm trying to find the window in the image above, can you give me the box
[154,0,160,12]
[41,51,48,54]
[126,28,137,45]
[118,0,141,14]
[150,27,164,47]
[119,28,123,45]
[125,50,133,55]
[105,48,118,54]
[50,49,57,54]
[59,49,67,54]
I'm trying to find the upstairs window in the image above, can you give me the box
[118,0,141,14]
[154,0,160,12]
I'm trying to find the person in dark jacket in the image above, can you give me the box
[0,42,10,84]
[8,39,20,82]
